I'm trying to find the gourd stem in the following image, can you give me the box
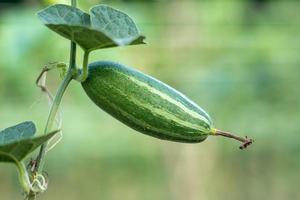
[212,129,253,149]
[28,72,73,199]
[34,0,78,173]
[35,0,77,172]
[27,1,78,199]
[74,50,90,82]
[34,71,73,172]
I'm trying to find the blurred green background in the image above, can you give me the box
[1,0,300,199]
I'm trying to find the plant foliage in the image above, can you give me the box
[37,4,145,51]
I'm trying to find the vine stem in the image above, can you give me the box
[27,69,74,200]
[34,71,73,172]
[27,1,78,199]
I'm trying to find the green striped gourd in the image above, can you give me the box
[82,61,253,148]
[82,61,215,143]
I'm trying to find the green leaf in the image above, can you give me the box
[0,122,58,162]
[37,4,145,51]
[0,122,58,193]
[90,5,145,46]
[0,131,56,162]
[0,121,36,146]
